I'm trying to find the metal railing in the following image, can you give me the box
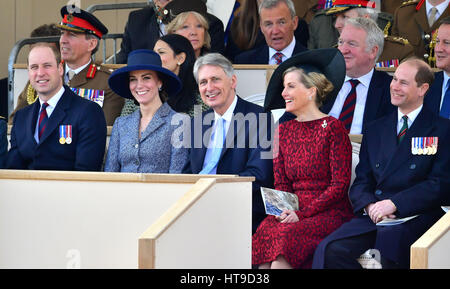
[7,1,152,117]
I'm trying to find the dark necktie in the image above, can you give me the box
[339,79,359,133]
[274,52,283,65]
[38,102,49,140]
[440,82,450,119]
[398,115,408,144]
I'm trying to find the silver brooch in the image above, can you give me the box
[322,120,327,128]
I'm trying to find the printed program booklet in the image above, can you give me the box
[376,215,419,226]
[260,187,299,216]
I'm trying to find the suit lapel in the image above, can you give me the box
[415,5,430,31]
[67,64,89,87]
[140,104,168,142]
[38,88,71,145]
[221,97,246,159]
[426,71,443,113]
[378,108,434,184]
[362,70,383,130]
[27,101,41,145]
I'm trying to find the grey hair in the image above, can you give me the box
[345,17,384,62]
[193,53,234,83]
[258,0,296,18]
[353,7,378,22]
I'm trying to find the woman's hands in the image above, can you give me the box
[276,210,299,223]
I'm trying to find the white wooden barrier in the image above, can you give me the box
[0,170,253,268]
[411,211,450,269]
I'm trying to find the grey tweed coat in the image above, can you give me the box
[104,102,188,173]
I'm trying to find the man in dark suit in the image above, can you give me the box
[322,17,394,133]
[182,53,274,233]
[312,58,450,269]
[280,17,394,130]
[425,16,450,118]
[116,0,225,64]
[6,43,106,171]
[234,0,307,64]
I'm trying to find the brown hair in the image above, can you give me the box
[27,42,61,66]
[282,67,334,107]
[230,0,260,50]
[401,57,434,87]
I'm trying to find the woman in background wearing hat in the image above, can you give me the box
[104,49,189,173]
[166,11,211,58]
[253,49,354,268]
[153,34,208,116]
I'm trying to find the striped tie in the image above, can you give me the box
[274,52,283,65]
[398,115,408,144]
[339,79,359,133]
[38,102,49,140]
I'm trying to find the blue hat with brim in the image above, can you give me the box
[108,49,182,99]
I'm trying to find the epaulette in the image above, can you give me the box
[26,83,38,105]
[385,35,410,45]
[86,63,97,79]
[400,0,419,7]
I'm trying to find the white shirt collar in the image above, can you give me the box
[426,0,450,18]
[344,68,374,88]
[268,37,296,63]
[65,59,91,76]
[398,104,423,126]
[38,86,65,117]
[214,95,238,123]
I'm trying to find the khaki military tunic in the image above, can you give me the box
[378,35,415,63]
[292,0,319,23]
[381,0,405,15]
[392,0,450,66]
[9,62,124,126]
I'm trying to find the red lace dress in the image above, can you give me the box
[252,116,354,268]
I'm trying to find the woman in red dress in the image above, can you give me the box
[253,50,354,269]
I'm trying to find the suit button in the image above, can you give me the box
[410,163,416,169]
[375,189,382,195]
[375,163,380,168]
[134,144,139,149]
[134,160,140,166]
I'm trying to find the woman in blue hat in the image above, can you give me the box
[104,49,189,173]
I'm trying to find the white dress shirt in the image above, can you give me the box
[426,0,450,24]
[34,86,65,143]
[64,61,91,84]
[397,105,422,135]
[268,37,296,65]
[328,69,374,134]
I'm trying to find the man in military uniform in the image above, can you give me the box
[309,0,415,65]
[392,0,450,66]
[9,6,124,126]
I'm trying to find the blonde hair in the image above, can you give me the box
[166,11,211,50]
[283,67,334,107]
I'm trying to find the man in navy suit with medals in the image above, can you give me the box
[182,53,274,233]
[6,43,106,171]
[312,57,450,269]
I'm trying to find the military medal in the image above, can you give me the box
[423,137,428,154]
[411,137,418,155]
[65,125,72,144]
[417,137,423,155]
[428,137,434,155]
[59,125,66,144]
